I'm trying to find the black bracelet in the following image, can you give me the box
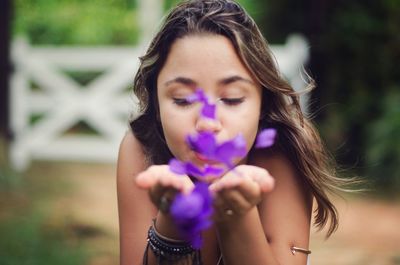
[143,220,203,265]
[147,225,195,260]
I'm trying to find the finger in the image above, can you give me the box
[148,177,192,204]
[136,165,194,193]
[135,170,157,189]
[218,189,252,215]
[234,178,262,203]
[213,171,262,204]
[212,192,230,219]
[209,173,243,193]
[217,176,261,206]
[236,165,275,192]
[252,169,274,192]
[135,165,167,189]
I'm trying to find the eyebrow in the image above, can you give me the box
[164,77,197,87]
[164,75,255,87]
[219,75,255,86]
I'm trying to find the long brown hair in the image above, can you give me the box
[131,0,346,237]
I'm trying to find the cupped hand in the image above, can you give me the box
[135,165,195,212]
[208,165,275,221]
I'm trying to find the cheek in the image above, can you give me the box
[159,107,192,158]
[244,119,260,149]
[230,105,261,149]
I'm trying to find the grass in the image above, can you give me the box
[0,163,89,265]
[0,212,88,265]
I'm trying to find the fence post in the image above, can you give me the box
[0,0,12,139]
[138,0,164,43]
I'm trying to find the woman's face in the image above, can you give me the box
[157,34,262,169]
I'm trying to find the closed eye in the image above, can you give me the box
[220,97,245,106]
[173,97,192,107]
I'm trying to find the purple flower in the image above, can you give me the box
[169,158,204,177]
[202,165,225,176]
[186,132,247,169]
[201,101,216,120]
[255,128,277,148]
[170,182,213,248]
[167,88,277,249]
[186,89,216,120]
[168,159,187,175]
[186,132,216,158]
[186,89,208,104]
[214,134,247,167]
[169,158,224,179]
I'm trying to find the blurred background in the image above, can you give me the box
[0,0,399,265]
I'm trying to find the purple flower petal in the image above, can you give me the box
[231,134,247,157]
[171,192,204,219]
[168,89,276,249]
[185,162,206,177]
[201,101,216,120]
[255,128,277,148]
[203,165,225,176]
[168,159,186,175]
[170,182,213,249]
[186,89,216,120]
[186,132,217,157]
[186,88,208,103]
[214,134,247,165]
[214,141,236,163]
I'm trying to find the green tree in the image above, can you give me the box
[258,0,400,194]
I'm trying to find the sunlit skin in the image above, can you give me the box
[157,34,262,172]
[137,34,275,222]
[118,33,311,265]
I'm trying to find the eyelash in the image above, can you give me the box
[220,97,245,106]
[172,97,245,107]
[173,98,192,107]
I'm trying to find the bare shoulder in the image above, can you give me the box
[117,130,148,176]
[116,130,152,209]
[116,130,152,206]
[117,131,156,265]
[249,149,313,263]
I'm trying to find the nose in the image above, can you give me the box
[195,116,222,133]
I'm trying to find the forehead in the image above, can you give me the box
[158,34,254,83]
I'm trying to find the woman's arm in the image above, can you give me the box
[257,151,313,264]
[117,132,157,265]
[117,132,196,265]
[212,151,312,265]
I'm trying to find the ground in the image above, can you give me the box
[29,162,400,265]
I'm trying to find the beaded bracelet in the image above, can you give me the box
[148,225,195,259]
[143,220,202,264]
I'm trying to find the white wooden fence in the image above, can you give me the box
[9,4,309,171]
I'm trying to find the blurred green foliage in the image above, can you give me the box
[258,0,400,194]
[11,0,400,194]
[0,166,88,265]
[0,213,87,265]
[13,0,139,45]
[13,0,258,45]
[0,167,22,192]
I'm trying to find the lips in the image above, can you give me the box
[194,152,218,165]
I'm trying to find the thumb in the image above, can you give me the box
[135,171,156,189]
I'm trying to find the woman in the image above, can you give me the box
[117,1,343,264]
